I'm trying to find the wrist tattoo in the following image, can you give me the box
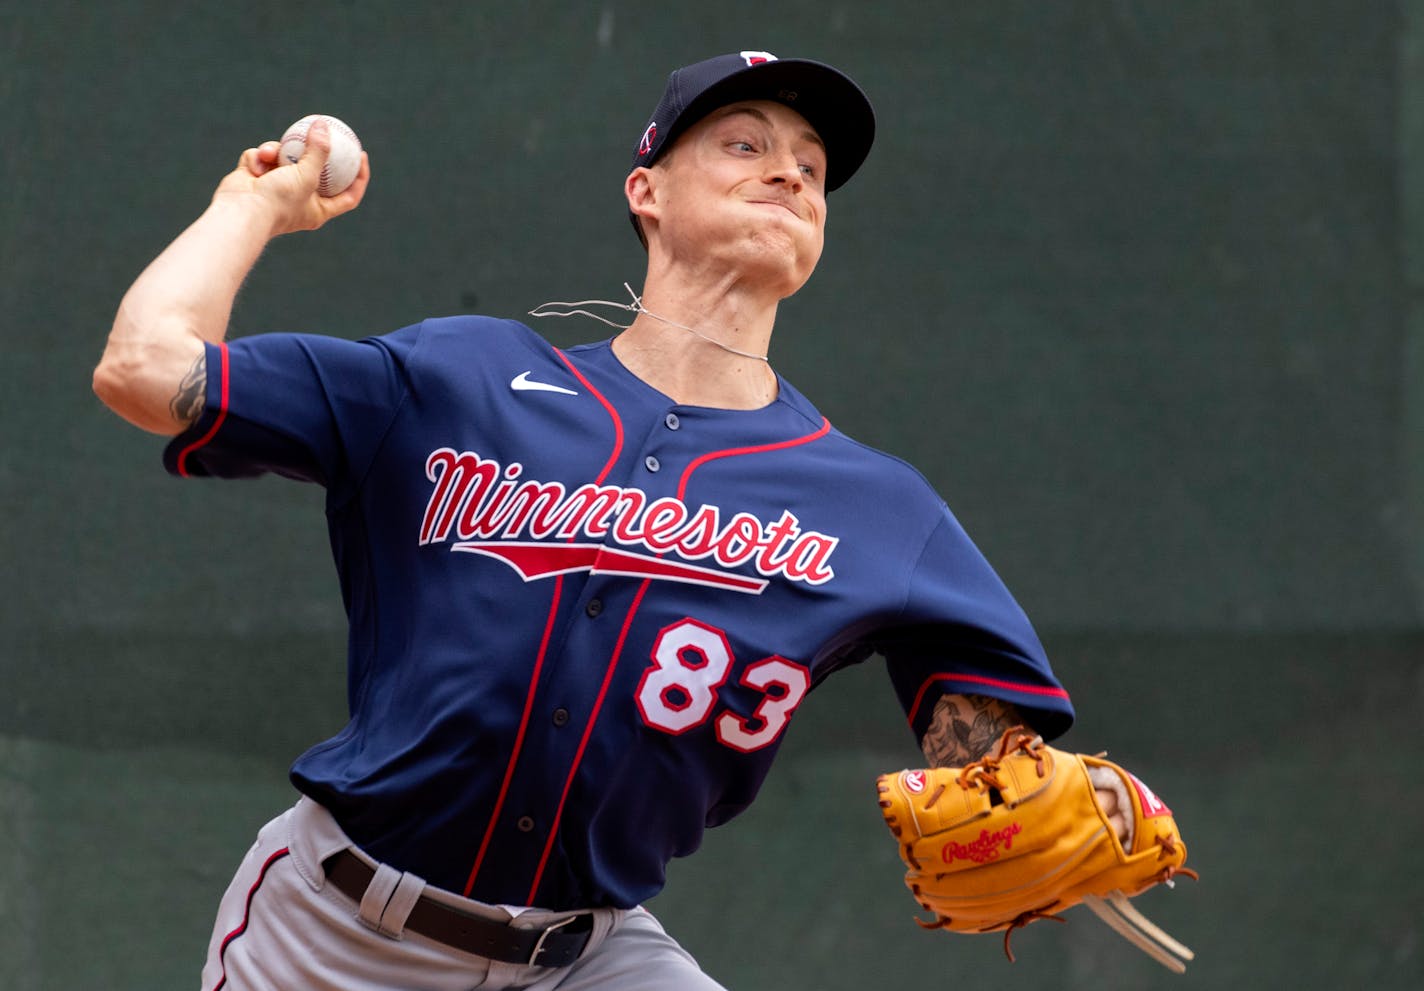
[169,352,207,426]
[920,693,1024,768]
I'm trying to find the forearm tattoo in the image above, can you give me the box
[169,352,207,426]
[920,694,1024,768]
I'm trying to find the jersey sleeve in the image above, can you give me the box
[877,507,1074,744]
[162,325,422,492]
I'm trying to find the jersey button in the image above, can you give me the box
[644,455,661,472]
[664,412,681,430]
[517,816,535,833]
[552,707,570,727]
[585,598,603,617]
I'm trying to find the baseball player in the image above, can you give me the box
[94,52,1103,991]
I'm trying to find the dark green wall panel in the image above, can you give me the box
[3,2,1420,988]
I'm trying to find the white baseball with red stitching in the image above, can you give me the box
[279,114,362,196]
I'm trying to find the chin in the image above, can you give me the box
[742,231,820,294]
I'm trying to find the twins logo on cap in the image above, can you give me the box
[638,122,657,157]
[740,50,777,66]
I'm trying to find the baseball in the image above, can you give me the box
[279,114,362,196]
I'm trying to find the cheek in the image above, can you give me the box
[802,234,825,274]
[804,212,827,258]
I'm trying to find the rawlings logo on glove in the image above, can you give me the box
[876,728,1198,973]
[941,822,1022,863]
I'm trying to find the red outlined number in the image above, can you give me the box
[715,657,810,753]
[636,618,733,733]
[637,618,808,752]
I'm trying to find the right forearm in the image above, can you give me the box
[94,194,277,434]
[122,193,279,346]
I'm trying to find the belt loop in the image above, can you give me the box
[357,864,402,932]
[377,872,427,938]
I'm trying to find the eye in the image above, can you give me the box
[730,140,756,153]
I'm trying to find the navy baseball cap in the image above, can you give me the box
[629,51,876,239]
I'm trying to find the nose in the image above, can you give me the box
[764,149,804,190]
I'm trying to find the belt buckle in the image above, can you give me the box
[527,914,576,967]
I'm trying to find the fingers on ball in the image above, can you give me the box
[278,115,362,196]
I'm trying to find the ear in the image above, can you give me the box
[625,166,661,229]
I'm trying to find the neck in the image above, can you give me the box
[612,272,781,410]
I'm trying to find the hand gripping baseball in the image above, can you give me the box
[214,117,370,235]
[876,728,1198,972]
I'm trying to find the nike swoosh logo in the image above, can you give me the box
[510,371,578,396]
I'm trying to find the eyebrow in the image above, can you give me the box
[713,105,826,152]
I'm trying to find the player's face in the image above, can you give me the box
[649,100,828,296]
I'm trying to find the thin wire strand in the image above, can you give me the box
[529,283,770,362]
[526,297,635,331]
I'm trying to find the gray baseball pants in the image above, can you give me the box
[200,797,727,991]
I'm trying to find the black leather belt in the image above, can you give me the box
[322,849,593,968]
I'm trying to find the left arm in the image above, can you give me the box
[922,693,1129,839]
[919,693,1024,767]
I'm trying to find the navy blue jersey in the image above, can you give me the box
[165,316,1072,911]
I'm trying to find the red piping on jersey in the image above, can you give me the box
[675,417,832,502]
[463,348,624,899]
[905,672,1072,728]
[175,342,230,478]
[525,415,833,904]
[555,348,625,457]
[462,570,568,898]
[213,846,290,990]
[526,578,652,905]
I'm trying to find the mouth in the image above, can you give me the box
[746,199,803,220]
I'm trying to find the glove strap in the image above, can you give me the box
[1081,892,1195,974]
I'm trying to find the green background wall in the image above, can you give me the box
[3,1,1421,988]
